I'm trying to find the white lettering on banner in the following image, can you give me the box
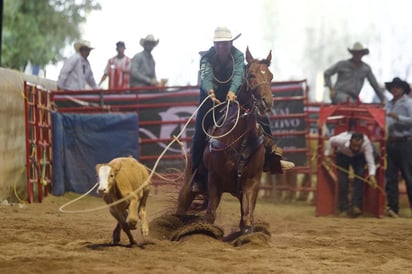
[273,108,290,115]
[273,119,301,128]
[139,106,197,153]
[272,107,301,129]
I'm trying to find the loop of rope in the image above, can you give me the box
[202,100,241,139]
[212,54,235,84]
[212,100,230,128]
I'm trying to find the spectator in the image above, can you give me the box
[384,77,412,218]
[98,41,131,89]
[57,40,99,90]
[190,26,294,193]
[130,34,159,88]
[324,131,377,217]
[324,42,386,104]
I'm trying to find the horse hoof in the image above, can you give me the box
[241,226,254,234]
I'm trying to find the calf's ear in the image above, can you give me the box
[110,161,122,173]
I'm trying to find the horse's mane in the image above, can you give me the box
[247,57,271,67]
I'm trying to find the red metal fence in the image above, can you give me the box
[24,82,53,203]
[24,81,314,202]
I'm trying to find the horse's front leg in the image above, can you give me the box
[240,179,259,234]
[204,174,222,224]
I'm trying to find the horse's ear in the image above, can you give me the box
[245,46,254,64]
[266,50,272,66]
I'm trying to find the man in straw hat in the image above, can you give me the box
[384,77,412,218]
[130,34,159,88]
[57,39,99,90]
[190,26,293,193]
[324,42,386,104]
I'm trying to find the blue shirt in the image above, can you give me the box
[130,50,156,87]
[386,94,412,137]
[324,59,385,103]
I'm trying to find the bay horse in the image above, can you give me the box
[176,47,274,234]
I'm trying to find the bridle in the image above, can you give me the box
[243,62,272,114]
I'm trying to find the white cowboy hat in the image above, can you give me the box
[213,26,241,42]
[74,40,94,52]
[348,42,369,55]
[140,34,159,47]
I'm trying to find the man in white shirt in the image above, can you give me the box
[324,131,377,217]
[57,40,99,91]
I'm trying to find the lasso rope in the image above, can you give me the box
[59,94,215,214]
[202,100,241,139]
[211,100,230,128]
[321,159,386,199]
[13,167,27,204]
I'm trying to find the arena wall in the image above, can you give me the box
[0,68,56,202]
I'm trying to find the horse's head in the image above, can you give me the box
[244,47,273,115]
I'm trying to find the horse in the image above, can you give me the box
[176,47,274,234]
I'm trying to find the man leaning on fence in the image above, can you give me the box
[324,131,377,218]
[324,42,386,104]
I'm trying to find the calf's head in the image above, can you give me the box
[96,163,119,194]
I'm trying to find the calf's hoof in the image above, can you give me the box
[141,224,149,237]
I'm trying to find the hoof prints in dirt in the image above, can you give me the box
[224,222,271,247]
[231,232,271,247]
[149,215,185,240]
[149,215,271,247]
[171,222,224,241]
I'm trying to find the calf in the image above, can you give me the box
[96,156,151,246]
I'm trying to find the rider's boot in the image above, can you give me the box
[191,168,207,193]
[262,137,295,174]
[190,137,208,193]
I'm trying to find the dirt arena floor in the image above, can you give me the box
[1,184,412,274]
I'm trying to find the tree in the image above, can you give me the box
[2,0,101,71]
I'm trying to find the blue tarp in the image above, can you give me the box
[52,112,139,195]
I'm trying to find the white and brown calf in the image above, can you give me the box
[96,156,151,246]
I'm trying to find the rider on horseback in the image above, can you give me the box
[191,26,294,193]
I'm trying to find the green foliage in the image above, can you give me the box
[2,0,101,70]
